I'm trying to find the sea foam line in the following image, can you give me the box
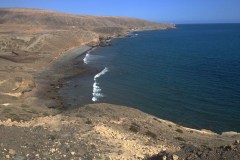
[92,67,109,102]
[83,53,90,64]
[83,48,96,64]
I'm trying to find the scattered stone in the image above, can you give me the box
[48,134,57,141]
[50,148,56,153]
[71,151,75,155]
[118,150,123,155]
[224,145,232,151]
[9,149,16,155]
[14,156,25,160]
[162,155,167,160]
[172,154,179,160]
[6,155,10,159]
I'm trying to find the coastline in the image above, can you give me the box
[35,31,240,135]
[0,8,239,158]
[24,28,240,134]
[24,32,128,110]
[1,33,240,159]
[26,45,93,111]
[29,35,123,111]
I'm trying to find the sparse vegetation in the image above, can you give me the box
[175,137,185,141]
[129,122,140,133]
[176,129,183,133]
[21,104,30,108]
[43,112,49,116]
[7,113,21,122]
[153,117,162,123]
[2,108,12,114]
[48,134,57,141]
[145,131,157,139]
[86,119,92,124]
[26,109,38,114]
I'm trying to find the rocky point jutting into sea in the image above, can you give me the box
[0,8,240,160]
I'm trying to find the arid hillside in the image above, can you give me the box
[0,8,174,32]
[0,8,175,54]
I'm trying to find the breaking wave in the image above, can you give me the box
[127,33,139,38]
[83,48,96,64]
[92,67,109,102]
[83,53,90,64]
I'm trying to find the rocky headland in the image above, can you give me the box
[0,8,240,160]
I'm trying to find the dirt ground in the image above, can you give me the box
[0,103,240,160]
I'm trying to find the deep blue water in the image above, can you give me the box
[61,24,240,133]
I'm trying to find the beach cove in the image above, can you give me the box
[61,24,240,133]
[0,8,240,160]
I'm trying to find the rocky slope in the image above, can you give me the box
[0,103,240,159]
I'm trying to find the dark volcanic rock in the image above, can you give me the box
[99,37,112,47]
[174,142,240,160]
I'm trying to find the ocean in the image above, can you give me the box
[61,24,240,133]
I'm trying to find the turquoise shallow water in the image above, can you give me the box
[61,24,240,133]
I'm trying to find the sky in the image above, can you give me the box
[1,0,240,24]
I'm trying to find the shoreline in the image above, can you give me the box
[0,24,239,135]
[1,8,240,159]
[28,45,94,110]
[0,22,239,159]
[35,30,240,135]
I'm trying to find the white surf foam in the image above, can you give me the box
[94,67,109,80]
[92,67,109,102]
[127,33,139,38]
[83,48,96,64]
[83,53,90,64]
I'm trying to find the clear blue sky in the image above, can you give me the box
[1,0,240,24]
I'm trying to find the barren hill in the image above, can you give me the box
[0,8,175,54]
[0,8,174,31]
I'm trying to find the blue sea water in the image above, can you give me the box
[61,24,240,133]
